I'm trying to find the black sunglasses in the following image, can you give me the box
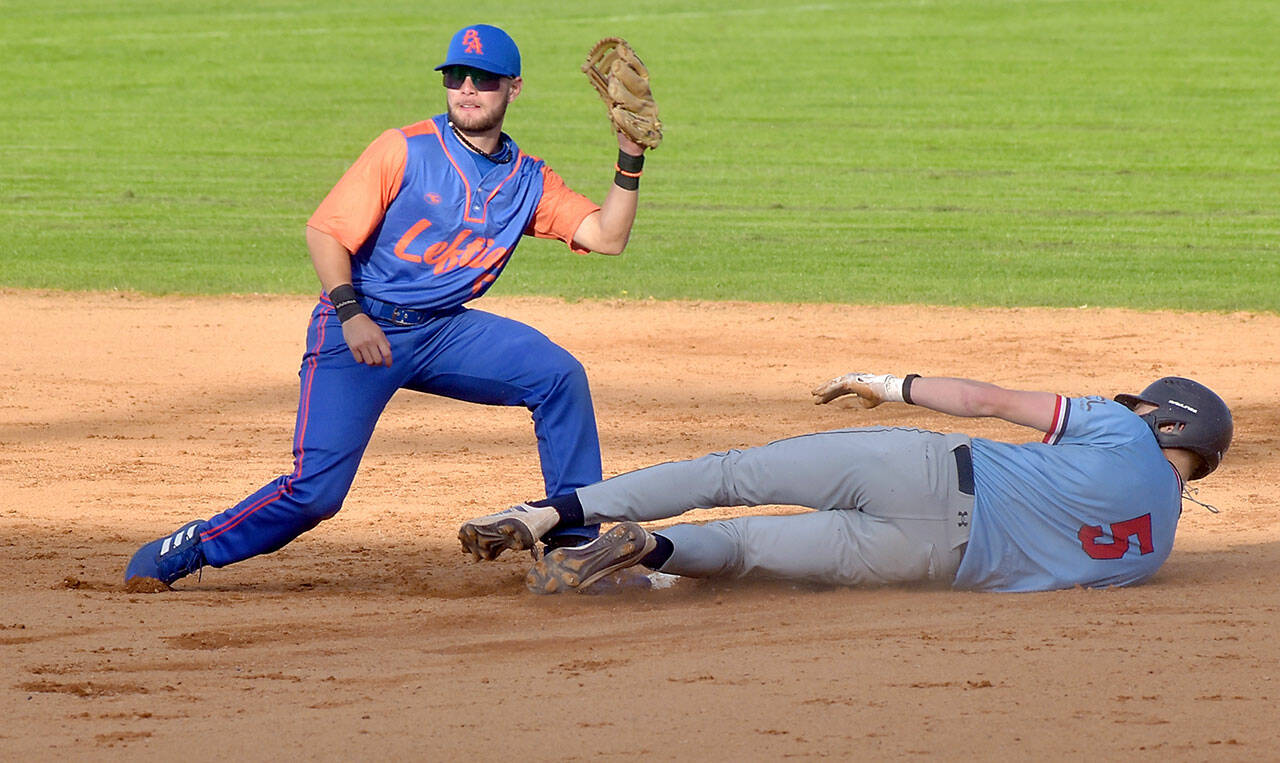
[441,66,504,92]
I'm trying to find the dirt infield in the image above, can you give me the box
[2,290,1278,759]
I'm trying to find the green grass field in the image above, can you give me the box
[2,1,1276,310]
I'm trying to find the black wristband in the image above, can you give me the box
[329,284,362,323]
[616,150,644,174]
[902,374,921,405]
[614,171,640,191]
[614,149,644,190]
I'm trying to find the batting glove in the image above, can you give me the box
[811,372,906,408]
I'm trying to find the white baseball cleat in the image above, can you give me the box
[526,522,656,594]
[458,503,560,561]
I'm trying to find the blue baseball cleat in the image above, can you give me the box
[124,521,207,590]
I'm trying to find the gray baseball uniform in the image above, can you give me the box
[576,427,975,586]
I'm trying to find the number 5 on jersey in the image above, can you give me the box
[1078,514,1154,560]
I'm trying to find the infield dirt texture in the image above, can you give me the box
[4,0,1279,758]
[2,291,1279,757]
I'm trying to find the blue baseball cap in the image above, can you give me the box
[435,24,521,78]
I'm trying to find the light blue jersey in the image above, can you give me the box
[954,396,1183,592]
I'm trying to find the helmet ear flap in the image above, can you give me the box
[1135,409,1161,437]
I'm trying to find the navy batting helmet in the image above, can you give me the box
[1115,377,1233,480]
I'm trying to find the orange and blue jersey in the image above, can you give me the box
[308,113,599,309]
[194,116,607,568]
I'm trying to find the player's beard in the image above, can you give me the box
[447,99,509,135]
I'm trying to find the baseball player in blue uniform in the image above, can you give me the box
[458,373,1232,594]
[125,24,653,589]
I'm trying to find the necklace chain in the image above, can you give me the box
[448,121,511,163]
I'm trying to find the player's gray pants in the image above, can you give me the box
[576,428,975,586]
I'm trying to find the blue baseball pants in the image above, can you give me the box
[198,300,602,567]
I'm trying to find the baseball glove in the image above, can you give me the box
[582,37,663,149]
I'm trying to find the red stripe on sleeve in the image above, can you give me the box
[1041,395,1067,444]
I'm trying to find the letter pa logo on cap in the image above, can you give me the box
[462,29,483,54]
[435,24,521,78]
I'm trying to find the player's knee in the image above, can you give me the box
[541,353,591,398]
[308,502,343,522]
[288,482,348,521]
[299,500,344,523]
[560,356,590,391]
[544,347,585,376]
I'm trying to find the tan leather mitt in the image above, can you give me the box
[582,37,663,149]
